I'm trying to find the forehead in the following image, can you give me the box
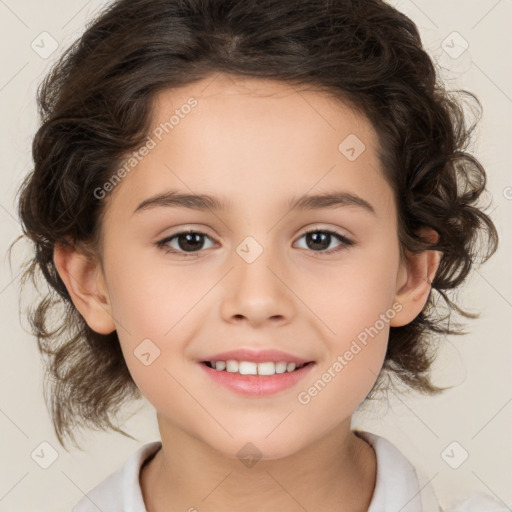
[103,73,394,223]
[153,73,374,145]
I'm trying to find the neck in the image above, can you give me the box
[140,417,376,512]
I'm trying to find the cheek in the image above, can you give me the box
[105,254,221,404]
[101,256,183,389]
[302,242,399,403]
[298,298,391,429]
[314,246,399,339]
[106,248,210,338]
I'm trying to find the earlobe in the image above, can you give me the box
[53,242,116,334]
[390,229,441,327]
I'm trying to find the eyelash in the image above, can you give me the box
[156,228,354,258]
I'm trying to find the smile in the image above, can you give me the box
[199,360,316,396]
[203,360,312,375]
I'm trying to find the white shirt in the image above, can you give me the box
[70,430,506,512]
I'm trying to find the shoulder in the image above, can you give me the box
[440,492,511,512]
[70,441,162,512]
[355,430,509,512]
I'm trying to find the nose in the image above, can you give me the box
[219,242,296,327]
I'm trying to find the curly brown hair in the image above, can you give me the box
[10,0,498,449]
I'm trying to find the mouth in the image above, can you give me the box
[201,360,315,376]
[198,358,316,396]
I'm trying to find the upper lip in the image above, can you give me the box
[200,349,313,365]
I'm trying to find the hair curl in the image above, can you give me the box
[10,0,498,448]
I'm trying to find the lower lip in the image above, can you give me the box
[198,362,315,396]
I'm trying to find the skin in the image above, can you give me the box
[54,73,440,511]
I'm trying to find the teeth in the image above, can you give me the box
[275,362,287,374]
[239,361,257,375]
[209,360,306,375]
[226,360,238,373]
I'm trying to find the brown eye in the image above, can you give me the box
[295,229,353,255]
[157,230,216,256]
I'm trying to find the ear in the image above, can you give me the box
[53,241,116,335]
[390,228,441,327]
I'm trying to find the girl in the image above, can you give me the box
[12,0,503,510]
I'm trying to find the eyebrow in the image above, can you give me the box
[132,189,376,216]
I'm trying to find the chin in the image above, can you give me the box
[207,432,305,463]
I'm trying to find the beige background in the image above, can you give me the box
[0,1,511,510]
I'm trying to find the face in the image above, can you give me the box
[86,74,406,459]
